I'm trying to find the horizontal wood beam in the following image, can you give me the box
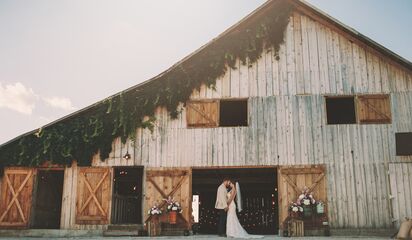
[192,166,277,170]
[280,168,324,175]
[146,171,188,177]
[76,216,107,221]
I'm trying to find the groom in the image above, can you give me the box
[215,177,231,237]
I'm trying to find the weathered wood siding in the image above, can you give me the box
[88,11,412,229]
[389,163,412,228]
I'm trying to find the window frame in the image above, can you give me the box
[395,132,412,156]
[324,95,357,125]
[186,98,249,128]
[325,94,391,125]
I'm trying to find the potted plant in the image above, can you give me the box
[164,196,182,224]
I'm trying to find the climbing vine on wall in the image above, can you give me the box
[0,1,293,175]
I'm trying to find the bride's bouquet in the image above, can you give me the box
[164,196,183,213]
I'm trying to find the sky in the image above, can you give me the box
[0,0,411,145]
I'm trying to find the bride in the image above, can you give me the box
[226,181,263,239]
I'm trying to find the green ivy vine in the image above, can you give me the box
[0,1,293,176]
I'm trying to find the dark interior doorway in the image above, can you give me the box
[192,168,278,235]
[111,167,143,224]
[31,170,64,229]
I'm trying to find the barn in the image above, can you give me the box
[0,0,411,237]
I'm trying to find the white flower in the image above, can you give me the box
[303,199,310,205]
[292,207,299,212]
[298,194,305,200]
[168,205,171,209]
[172,206,178,211]
[311,199,316,204]
[299,207,303,212]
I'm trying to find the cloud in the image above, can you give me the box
[42,96,76,111]
[0,82,76,114]
[0,82,38,115]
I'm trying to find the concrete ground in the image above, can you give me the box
[0,236,391,240]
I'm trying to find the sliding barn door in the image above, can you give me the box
[0,168,35,228]
[144,168,191,228]
[76,167,112,224]
[278,165,327,227]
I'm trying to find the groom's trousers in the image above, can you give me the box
[218,209,227,235]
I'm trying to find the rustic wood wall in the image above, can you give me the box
[87,11,412,230]
[389,163,412,228]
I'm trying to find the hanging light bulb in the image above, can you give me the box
[123,151,131,160]
[123,142,131,160]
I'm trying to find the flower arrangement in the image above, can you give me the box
[147,204,162,216]
[288,202,303,213]
[297,186,316,206]
[288,186,318,218]
[164,196,183,213]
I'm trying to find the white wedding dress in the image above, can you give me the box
[226,192,263,239]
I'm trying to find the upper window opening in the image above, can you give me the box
[326,97,356,124]
[186,99,248,128]
[219,99,248,127]
[396,132,412,156]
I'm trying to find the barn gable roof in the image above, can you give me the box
[1,0,411,167]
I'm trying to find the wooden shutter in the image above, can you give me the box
[357,95,391,123]
[144,168,191,229]
[186,100,219,127]
[76,167,112,224]
[0,168,35,228]
[278,165,327,228]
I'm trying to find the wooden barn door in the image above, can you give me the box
[76,167,112,225]
[278,165,327,228]
[186,100,219,127]
[0,168,35,228]
[144,168,191,228]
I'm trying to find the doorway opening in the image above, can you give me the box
[111,167,143,224]
[192,167,278,234]
[31,169,64,229]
